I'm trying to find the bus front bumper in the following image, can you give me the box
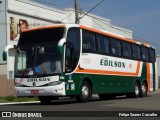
[15,82,66,97]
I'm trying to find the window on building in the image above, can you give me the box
[82,30,96,52]
[141,46,149,61]
[97,35,110,54]
[110,38,121,56]
[122,41,132,58]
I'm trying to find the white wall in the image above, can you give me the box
[0,0,7,64]
[2,0,134,79]
[5,0,68,79]
[157,57,160,87]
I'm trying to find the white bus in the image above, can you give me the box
[3,24,157,104]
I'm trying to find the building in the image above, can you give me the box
[157,56,160,87]
[0,0,132,96]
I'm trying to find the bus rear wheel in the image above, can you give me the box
[76,81,92,103]
[140,82,148,97]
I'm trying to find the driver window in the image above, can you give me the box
[65,48,72,72]
[65,28,80,73]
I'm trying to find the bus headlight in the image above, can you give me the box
[47,81,63,86]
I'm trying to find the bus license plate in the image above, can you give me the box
[31,90,39,94]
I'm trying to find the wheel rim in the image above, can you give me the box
[82,85,89,99]
[142,84,147,95]
[135,85,139,95]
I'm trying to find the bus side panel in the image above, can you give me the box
[64,61,157,96]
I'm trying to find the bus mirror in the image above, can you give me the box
[57,38,66,55]
[3,50,7,61]
[3,44,17,61]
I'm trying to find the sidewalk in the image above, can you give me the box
[148,88,160,95]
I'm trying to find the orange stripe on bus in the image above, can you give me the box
[80,25,137,44]
[22,24,66,33]
[146,63,150,92]
[76,61,141,76]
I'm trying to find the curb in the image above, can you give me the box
[0,101,40,105]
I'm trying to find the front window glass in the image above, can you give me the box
[15,28,64,77]
[16,44,62,77]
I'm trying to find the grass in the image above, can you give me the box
[0,96,39,103]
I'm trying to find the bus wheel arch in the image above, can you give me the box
[127,79,140,98]
[76,77,93,103]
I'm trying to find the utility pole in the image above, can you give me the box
[74,0,79,24]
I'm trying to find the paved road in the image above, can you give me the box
[0,90,160,119]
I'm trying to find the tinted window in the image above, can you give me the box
[110,38,121,56]
[149,48,155,62]
[97,35,110,54]
[19,28,64,45]
[82,30,96,52]
[122,41,132,58]
[66,28,80,72]
[141,46,149,61]
[132,44,141,60]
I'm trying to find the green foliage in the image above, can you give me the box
[6,96,15,101]
[0,96,38,103]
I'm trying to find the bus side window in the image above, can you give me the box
[97,35,110,54]
[82,30,96,53]
[149,48,156,62]
[122,41,132,58]
[132,44,141,60]
[110,38,121,56]
[141,46,149,61]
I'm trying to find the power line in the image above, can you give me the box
[79,0,104,20]
[60,11,74,22]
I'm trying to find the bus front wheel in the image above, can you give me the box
[76,81,92,103]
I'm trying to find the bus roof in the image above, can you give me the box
[22,24,153,48]
[22,24,66,33]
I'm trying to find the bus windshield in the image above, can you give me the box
[15,27,65,77]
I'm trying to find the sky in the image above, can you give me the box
[32,0,160,53]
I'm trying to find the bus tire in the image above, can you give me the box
[127,82,140,98]
[140,82,148,97]
[76,81,92,103]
